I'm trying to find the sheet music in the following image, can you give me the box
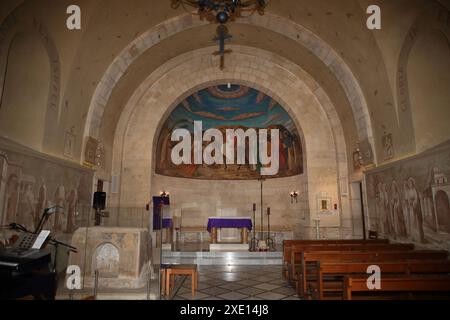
[32,230,50,249]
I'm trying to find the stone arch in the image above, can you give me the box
[0,9,61,148]
[396,1,450,152]
[111,47,352,236]
[0,32,50,150]
[85,13,373,164]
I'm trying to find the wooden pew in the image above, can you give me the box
[287,243,415,284]
[282,239,389,278]
[343,275,450,300]
[314,260,450,300]
[296,250,449,297]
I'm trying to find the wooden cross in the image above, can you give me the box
[213,25,232,70]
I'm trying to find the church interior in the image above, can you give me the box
[1,0,450,302]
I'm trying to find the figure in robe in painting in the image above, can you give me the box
[402,180,411,237]
[53,185,66,231]
[65,187,78,233]
[406,177,425,243]
[281,130,294,172]
[23,184,36,230]
[4,175,19,224]
[376,182,389,235]
[382,183,394,236]
[391,180,407,238]
[34,178,47,230]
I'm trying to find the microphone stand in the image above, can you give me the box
[250,204,257,252]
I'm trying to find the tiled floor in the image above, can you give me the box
[171,265,301,300]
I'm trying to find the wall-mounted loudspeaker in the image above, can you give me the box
[93,192,107,210]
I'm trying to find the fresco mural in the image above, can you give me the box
[0,143,93,235]
[155,84,303,180]
[366,141,450,249]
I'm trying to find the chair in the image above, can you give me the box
[165,264,198,297]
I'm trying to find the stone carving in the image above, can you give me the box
[94,243,120,278]
[382,132,394,161]
[84,137,98,167]
[63,130,75,159]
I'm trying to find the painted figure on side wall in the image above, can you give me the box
[34,178,48,230]
[405,178,425,243]
[435,190,450,233]
[65,186,78,233]
[4,174,19,224]
[53,185,66,231]
[391,180,407,238]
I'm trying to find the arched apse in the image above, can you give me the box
[155,84,304,180]
[110,48,353,238]
[84,13,374,167]
[0,32,50,150]
[407,29,450,152]
[0,10,61,152]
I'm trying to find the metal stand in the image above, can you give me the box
[256,178,267,250]
[266,208,275,251]
[250,204,257,252]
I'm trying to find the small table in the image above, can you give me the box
[162,218,173,243]
[207,217,253,244]
[165,264,198,297]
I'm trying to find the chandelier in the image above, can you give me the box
[171,0,269,24]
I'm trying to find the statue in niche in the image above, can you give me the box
[382,133,394,161]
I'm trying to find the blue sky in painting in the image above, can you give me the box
[165,85,297,133]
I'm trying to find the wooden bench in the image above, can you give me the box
[282,239,389,278]
[343,275,450,300]
[295,250,449,297]
[287,243,415,284]
[165,264,198,298]
[314,260,450,300]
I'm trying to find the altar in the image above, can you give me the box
[207,217,253,244]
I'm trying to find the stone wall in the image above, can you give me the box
[365,140,450,251]
[0,137,94,271]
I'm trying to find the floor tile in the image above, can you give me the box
[217,292,249,300]
[254,283,282,291]
[236,287,266,296]
[256,292,288,300]
[200,287,231,296]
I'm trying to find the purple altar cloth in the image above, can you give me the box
[162,218,173,229]
[207,217,253,233]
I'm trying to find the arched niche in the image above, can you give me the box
[407,29,450,152]
[0,33,50,150]
[92,242,120,278]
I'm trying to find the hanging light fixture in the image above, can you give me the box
[171,0,269,24]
